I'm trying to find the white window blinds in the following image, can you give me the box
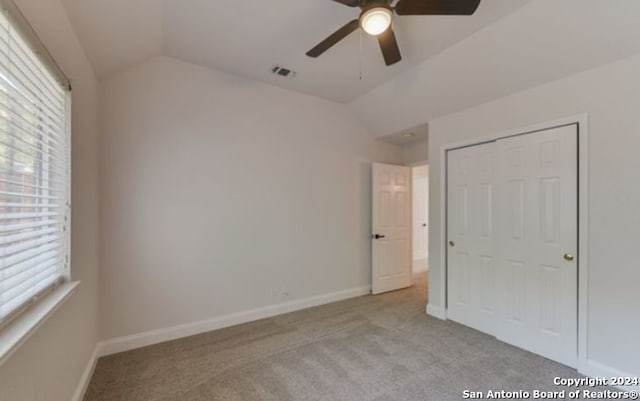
[0,8,70,325]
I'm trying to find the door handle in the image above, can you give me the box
[564,253,575,262]
[449,241,455,247]
[373,234,386,239]
[422,223,427,227]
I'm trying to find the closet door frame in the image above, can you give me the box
[435,114,589,370]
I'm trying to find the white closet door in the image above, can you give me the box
[372,163,412,295]
[495,125,578,367]
[447,142,497,335]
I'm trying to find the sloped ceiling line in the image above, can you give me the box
[61,0,530,103]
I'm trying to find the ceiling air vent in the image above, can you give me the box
[271,65,296,79]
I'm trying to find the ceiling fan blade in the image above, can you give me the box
[307,19,360,58]
[331,0,360,6]
[395,0,481,15]
[377,28,402,66]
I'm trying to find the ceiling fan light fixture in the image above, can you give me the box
[360,7,393,36]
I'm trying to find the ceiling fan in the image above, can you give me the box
[306,0,481,66]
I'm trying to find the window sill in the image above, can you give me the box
[0,281,80,366]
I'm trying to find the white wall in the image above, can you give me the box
[99,56,403,340]
[403,140,428,166]
[0,1,100,400]
[428,53,640,379]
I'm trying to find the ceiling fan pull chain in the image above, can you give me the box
[359,29,363,80]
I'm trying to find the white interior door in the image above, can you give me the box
[494,125,578,367]
[413,175,428,261]
[447,142,497,335]
[372,163,412,295]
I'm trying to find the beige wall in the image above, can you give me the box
[0,0,100,400]
[99,56,403,340]
[403,140,428,166]
[428,53,640,379]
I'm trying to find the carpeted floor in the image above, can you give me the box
[84,273,607,401]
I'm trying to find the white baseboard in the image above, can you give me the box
[98,285,371,357]
[579,359,640,392]
[426,303,446,320]
[71,344,100,401]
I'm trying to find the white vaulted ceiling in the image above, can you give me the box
[60,0,529,102]
[60,0,164,79]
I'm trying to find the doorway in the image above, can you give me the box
[412,165,429,274]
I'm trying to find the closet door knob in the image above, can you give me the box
[564,253,574,262]
[449,241,455,247]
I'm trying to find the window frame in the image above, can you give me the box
[0,0,75,364]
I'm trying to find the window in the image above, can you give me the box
[0,8,70,326]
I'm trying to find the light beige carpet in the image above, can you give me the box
[84,273,607,400]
